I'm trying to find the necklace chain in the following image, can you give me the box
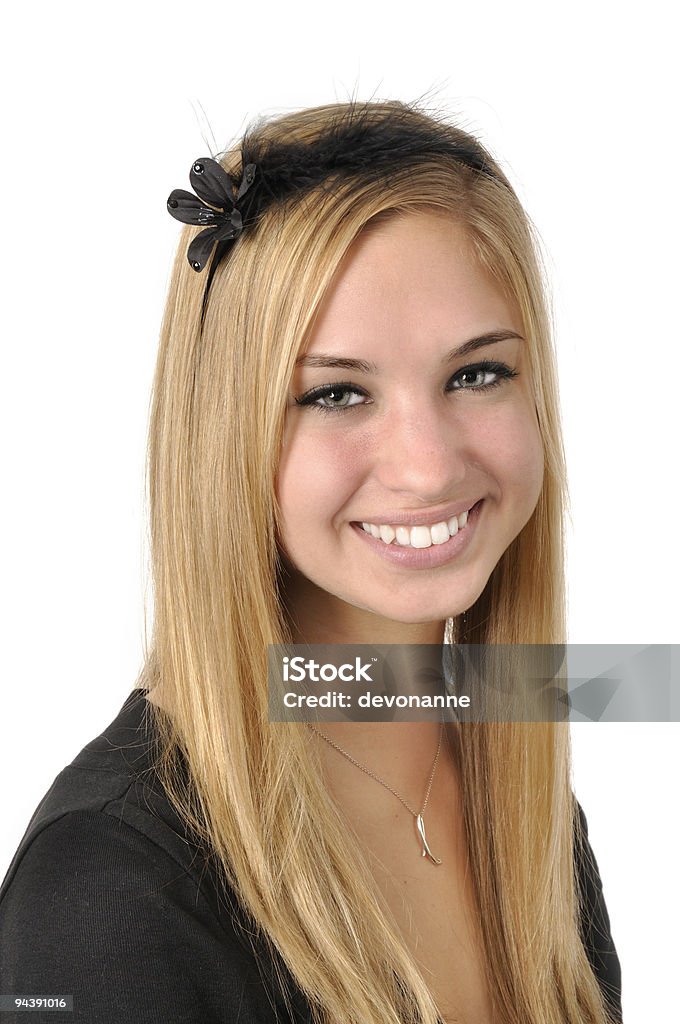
[308,722,444,819]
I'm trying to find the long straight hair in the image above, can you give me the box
[139,101,616,1023]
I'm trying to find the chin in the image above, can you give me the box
[355,593,476,629]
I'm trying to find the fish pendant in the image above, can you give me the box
[415,813,442,865]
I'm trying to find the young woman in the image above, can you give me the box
[0,100,622,1024]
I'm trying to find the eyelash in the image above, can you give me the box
[294,360,520,415]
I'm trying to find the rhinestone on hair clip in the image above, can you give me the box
[167,158,257,272]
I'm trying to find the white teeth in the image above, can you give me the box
[360,505,476,548]
[431,522,450,545]
[410,526,432,549]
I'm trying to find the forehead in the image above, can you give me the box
[304,211,520,355]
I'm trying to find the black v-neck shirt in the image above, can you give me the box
[0,689,623,1023]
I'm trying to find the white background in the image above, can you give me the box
[1,2,677,1020]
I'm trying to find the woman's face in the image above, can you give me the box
[275,211,544,638]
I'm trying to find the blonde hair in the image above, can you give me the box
[139,100,617,1023]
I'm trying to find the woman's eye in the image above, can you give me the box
[295,383,369,413]
[448,360,519,392]
[294,361,518,415]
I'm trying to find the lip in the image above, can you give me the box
[351,499,484,570]
[354,498,483,529]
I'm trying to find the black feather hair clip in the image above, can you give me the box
[167,159,257,272]
[166,104,502,317]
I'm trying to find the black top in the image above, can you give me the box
[0,689,622,1023]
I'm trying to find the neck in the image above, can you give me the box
[284,572,451,784]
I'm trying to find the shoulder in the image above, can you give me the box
[0,810,303,1022]
[573,799,623,1023]
[0,692,310,1023]
[0,689,201,901]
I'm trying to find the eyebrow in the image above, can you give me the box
[296,330,524,372]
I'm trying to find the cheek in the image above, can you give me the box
[508,409,545,507]
[276,425,366,534]
[478,402,544,500]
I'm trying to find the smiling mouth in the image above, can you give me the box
[356,501,481,549]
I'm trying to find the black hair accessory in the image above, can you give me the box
[166,104,504,321]
[167,159,257,272]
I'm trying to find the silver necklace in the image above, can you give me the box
[308,722,444,865]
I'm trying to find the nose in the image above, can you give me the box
[372,396,468,504]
